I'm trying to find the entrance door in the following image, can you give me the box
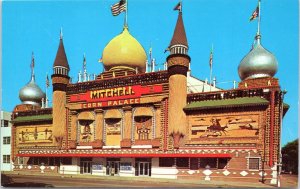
[136,162,151,176]
[106,161,120,176]
[80,161,92,174]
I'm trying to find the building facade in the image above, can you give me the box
[1,111,12,171]
[10,5,288,186]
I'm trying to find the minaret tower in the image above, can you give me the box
[51,29,70,149]
[166,2,190,149]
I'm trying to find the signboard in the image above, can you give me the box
[70,85,163,109]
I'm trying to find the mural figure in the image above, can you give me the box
[81,122,92,142]
[201,118,228,137]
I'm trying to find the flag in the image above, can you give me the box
[250,5,259,21]
[173,2,182,12]
[30,52,35,69]
[209,48,213,68]
[46,74,50,88]
[111,0,126,16]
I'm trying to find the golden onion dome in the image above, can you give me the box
[102,27,147,73]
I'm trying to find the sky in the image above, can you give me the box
[2,0,299,146]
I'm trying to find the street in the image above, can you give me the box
[2,173,297,188]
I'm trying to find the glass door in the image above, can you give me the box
[137,162,151,176]
[80,161,91,174]
[106,161,120,176]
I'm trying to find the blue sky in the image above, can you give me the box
[2,0,298,146]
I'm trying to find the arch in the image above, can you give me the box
[77,111,95,120]
[134,107,153,117]
[104,109,122,119]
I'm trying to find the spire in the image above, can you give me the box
[53,29,70,70]
[168,2,188,55]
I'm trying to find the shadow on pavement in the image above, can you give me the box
[1,174,53,188]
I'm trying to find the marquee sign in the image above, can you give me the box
[70,85,163,108]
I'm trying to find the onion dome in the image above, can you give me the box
[238,35,278,80]
[19,54,45,107]
[102,27,147,73]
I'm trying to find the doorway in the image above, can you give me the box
[135,158,151,176]
[106,161,120,176]
[80,161,92,174]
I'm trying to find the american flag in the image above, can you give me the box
[111,0,126,16]
[209,48,213,68]
[30,52,35,69]
[173,2,182,12]
[250,5,259,21]
[46,74,50,88]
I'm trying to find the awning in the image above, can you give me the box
[134,107,153,117]
[185,97,269,111]
[104,109,122,119]
[11,114,52,123]
[77,111,94,120]
[17,153,231,158]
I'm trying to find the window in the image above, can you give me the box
[61,158,72,165]
[3,155,10,163]
[176,158,189,168]
[218,158,228,169]
[3,137,10,144]
[1,120,9,127]
[18,157,24,164]
[200,158,217,169]
[249,158,260,170]
[190,158,199,170]
[159,158,174,167]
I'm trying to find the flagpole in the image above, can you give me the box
[45,73,48,108]
[125,0,128,27]
[257,0,261,36]
[209,44,213,92]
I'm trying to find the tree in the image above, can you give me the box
[281,139,298,174]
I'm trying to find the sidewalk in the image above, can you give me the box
[2,171,276,188]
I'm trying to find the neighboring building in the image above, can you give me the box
[1,111,12,171]
[10,4,288,186]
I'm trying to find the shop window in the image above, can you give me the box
[199,158,217,169]
[159,158,174,167]
[176,157,189,168]
[120,162,132,171]
[61,158,72,165]
[39,157,49,165]
[248,158,260,170]
[3,137,10,144]
[218,158,228,169]
[190,158,199,170]
[18,157,24,165]
[3,155,10,163]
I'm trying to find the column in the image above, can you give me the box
[95,109,104,142]
[121,106,132,147]
[70,110,78,148]
[153,103,162,139]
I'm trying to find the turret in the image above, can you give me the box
[166,3,190,149]
[51,30,70,149]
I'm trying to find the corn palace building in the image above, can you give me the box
[11,3,289,185]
